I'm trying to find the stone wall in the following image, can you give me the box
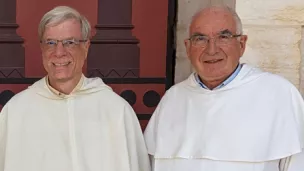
[237,0,304,91]
[175,0,304,93]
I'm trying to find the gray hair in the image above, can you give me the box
[38,6,91,40]
[189,5,243,35]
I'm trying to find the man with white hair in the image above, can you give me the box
[0,6,150,171]
[144,5,304,171]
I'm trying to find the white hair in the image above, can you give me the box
[189,5,243,35]
[38,6,91,40]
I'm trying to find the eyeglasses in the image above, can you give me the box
[188,33,242,47]
[40,38,87,51]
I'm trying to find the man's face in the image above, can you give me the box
[184,8,247,83]
[40,19,90,83]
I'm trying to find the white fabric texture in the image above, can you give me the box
[144,64,304,171]
[0,76,150,171]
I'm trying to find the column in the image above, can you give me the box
[0,0,25,78]
[88,0,140,78]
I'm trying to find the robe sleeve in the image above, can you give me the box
[283,85,304,170]
[122,104,151,171]
[143,108,158,155]
[144,101,162,170]
[0,105,8,171]
[143,89,170,171]
[143,88,168,156]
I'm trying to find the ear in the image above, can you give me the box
[239,35,248,56]
[39,42,44,51]
[40,42,47,59]
[85,40,90,51]
[184,39,191,59]
[83,40,90,60]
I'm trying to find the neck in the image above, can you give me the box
[48,74,82,95]
[199,64,240,90]
[202,79,225,90]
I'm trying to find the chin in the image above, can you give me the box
[200,70,228,80]
[50,74,72,82]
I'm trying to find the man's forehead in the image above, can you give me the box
[43,19,82,39]
[189,24,236,35]
[46,19,81,30]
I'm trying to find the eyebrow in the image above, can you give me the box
[191,32,207,37]
[218,29,233,35]
[189,32,207,39]
[44,37,76,41]
[191,29,234,37]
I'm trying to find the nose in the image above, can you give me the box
[205,38,219,55]
[54,42,67,57]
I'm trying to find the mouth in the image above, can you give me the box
[204,59,223,64]
[52,62,71,67]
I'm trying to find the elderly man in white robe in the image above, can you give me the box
[0,6,150,171]
[144,5,304,171]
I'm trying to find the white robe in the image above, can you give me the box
[0,75,151,171]
[144,64,304,171]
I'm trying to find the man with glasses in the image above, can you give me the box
[144,5,304,171]
[0,6,150,171]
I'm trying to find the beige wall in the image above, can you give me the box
[237,0,304,91]
[175,0,304,93]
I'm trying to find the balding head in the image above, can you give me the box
[189,5,243,36]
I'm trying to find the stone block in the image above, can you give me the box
[240,25,301,87]
[237,0,304,25]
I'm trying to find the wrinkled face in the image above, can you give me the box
[184,8,247,83]
[40,19,90,83]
